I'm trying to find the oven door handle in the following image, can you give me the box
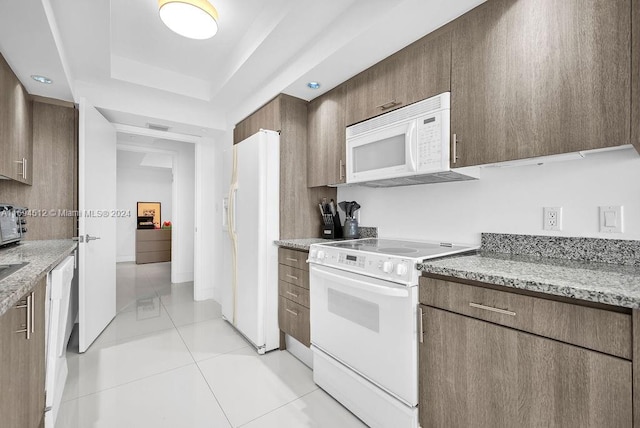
[312,268,409,298]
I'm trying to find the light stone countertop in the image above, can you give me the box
[417,251,640,309]
[274,238,332,252]
[0,240,77,317]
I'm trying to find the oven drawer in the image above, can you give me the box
[419,277,632,360]
[279,296,310,347]
[278,264,309,289]
[279,281,309,308]
[278,248,309,271]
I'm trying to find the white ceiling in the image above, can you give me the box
[0,0,485,135]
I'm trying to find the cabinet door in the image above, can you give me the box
[0,54,16,179]
[345,30,451,126]
[307,85,346,187]
[11,85,32,185]
[0,54,33,184]
[419,305,633,428]
[451,0,631,167]
[233,96,281,144]
[0,278,46,428]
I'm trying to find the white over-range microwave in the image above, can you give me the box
[345,92,478,187]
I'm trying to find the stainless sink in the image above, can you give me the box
[0,262,29,281]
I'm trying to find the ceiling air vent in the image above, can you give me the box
[146,123,171,132]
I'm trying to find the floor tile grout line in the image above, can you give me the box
[192,356,235,428]
[60,361,197,404]
[235,386,321,428]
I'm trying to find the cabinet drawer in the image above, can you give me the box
[278,264,309,289]
[278,296,310,347]
[278,248,309,271]
[420,277,632,360]
[278,281,309,308]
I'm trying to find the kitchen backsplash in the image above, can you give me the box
[338,148,640,243]
[481,233,640,266]
[358,226,378,238]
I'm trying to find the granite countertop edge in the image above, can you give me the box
[0,240,78,317]
[274,238,329,252]
[418,254,640,310]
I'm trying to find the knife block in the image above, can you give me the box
[322,214,343,239]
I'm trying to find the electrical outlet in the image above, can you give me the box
[543,207,563,231]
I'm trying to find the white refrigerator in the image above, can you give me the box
[222,130,280,354]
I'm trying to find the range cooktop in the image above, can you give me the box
[321,238,477,260]
[308,238,479,285]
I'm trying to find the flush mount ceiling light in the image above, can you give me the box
[158,0,219,40]
[307,81,321,90]
[31,75,52,84]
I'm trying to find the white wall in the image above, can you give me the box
[116,162,173,262]
[194,136,225,301]
[338,148,640,244]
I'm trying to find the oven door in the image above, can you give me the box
[346,119,417,184]
[310,264,418,405]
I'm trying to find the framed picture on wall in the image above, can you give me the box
[137,202,161,229]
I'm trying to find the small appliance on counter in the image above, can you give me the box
[338,200,360,239]
[319,198,342,239]
[136,216,155,229]
[0,204,28,247]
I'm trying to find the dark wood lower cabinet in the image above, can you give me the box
[419,305,633,428]
[0,278,46,428]
[277,248,310,348]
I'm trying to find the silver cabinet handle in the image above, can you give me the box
[15,293,32,339]
[377,100,402,110]
[23,158,27,181]
[30,291,35,333]
[339,159,345,181]
[286,274,298,280]
[469,302,516,317]
[286,291,299,298]
[285,308,298,316]
[418,306,424,344]
[285,257,298,262]
[452,134,458,164]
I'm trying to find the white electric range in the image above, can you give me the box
[307,238,478,428]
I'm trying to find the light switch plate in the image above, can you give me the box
[599,206,623,233]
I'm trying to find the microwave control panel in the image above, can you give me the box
[416,112,443,171]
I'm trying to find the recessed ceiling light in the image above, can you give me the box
[31,75,52,84]
[307,82,321,90]
[159,0,219,40]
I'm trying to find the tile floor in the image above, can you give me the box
[56,262,367,428]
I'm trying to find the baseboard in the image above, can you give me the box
[193,287,215,301]
[172,271,194,284]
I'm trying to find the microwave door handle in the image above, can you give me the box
[312,267,409,298]
[406,121,417,172]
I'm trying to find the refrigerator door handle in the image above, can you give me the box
[231,188,238,234]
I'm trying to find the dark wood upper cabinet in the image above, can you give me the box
[233,96,281,145]
[450,0,631,167]
[307,85,346,187]
[345,29,451,127]
[0,53,33,185]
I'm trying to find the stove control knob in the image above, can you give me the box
[382,261,394,273]
[396,263,408,276]
[317,250,326,261]
[309,248,317,260]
